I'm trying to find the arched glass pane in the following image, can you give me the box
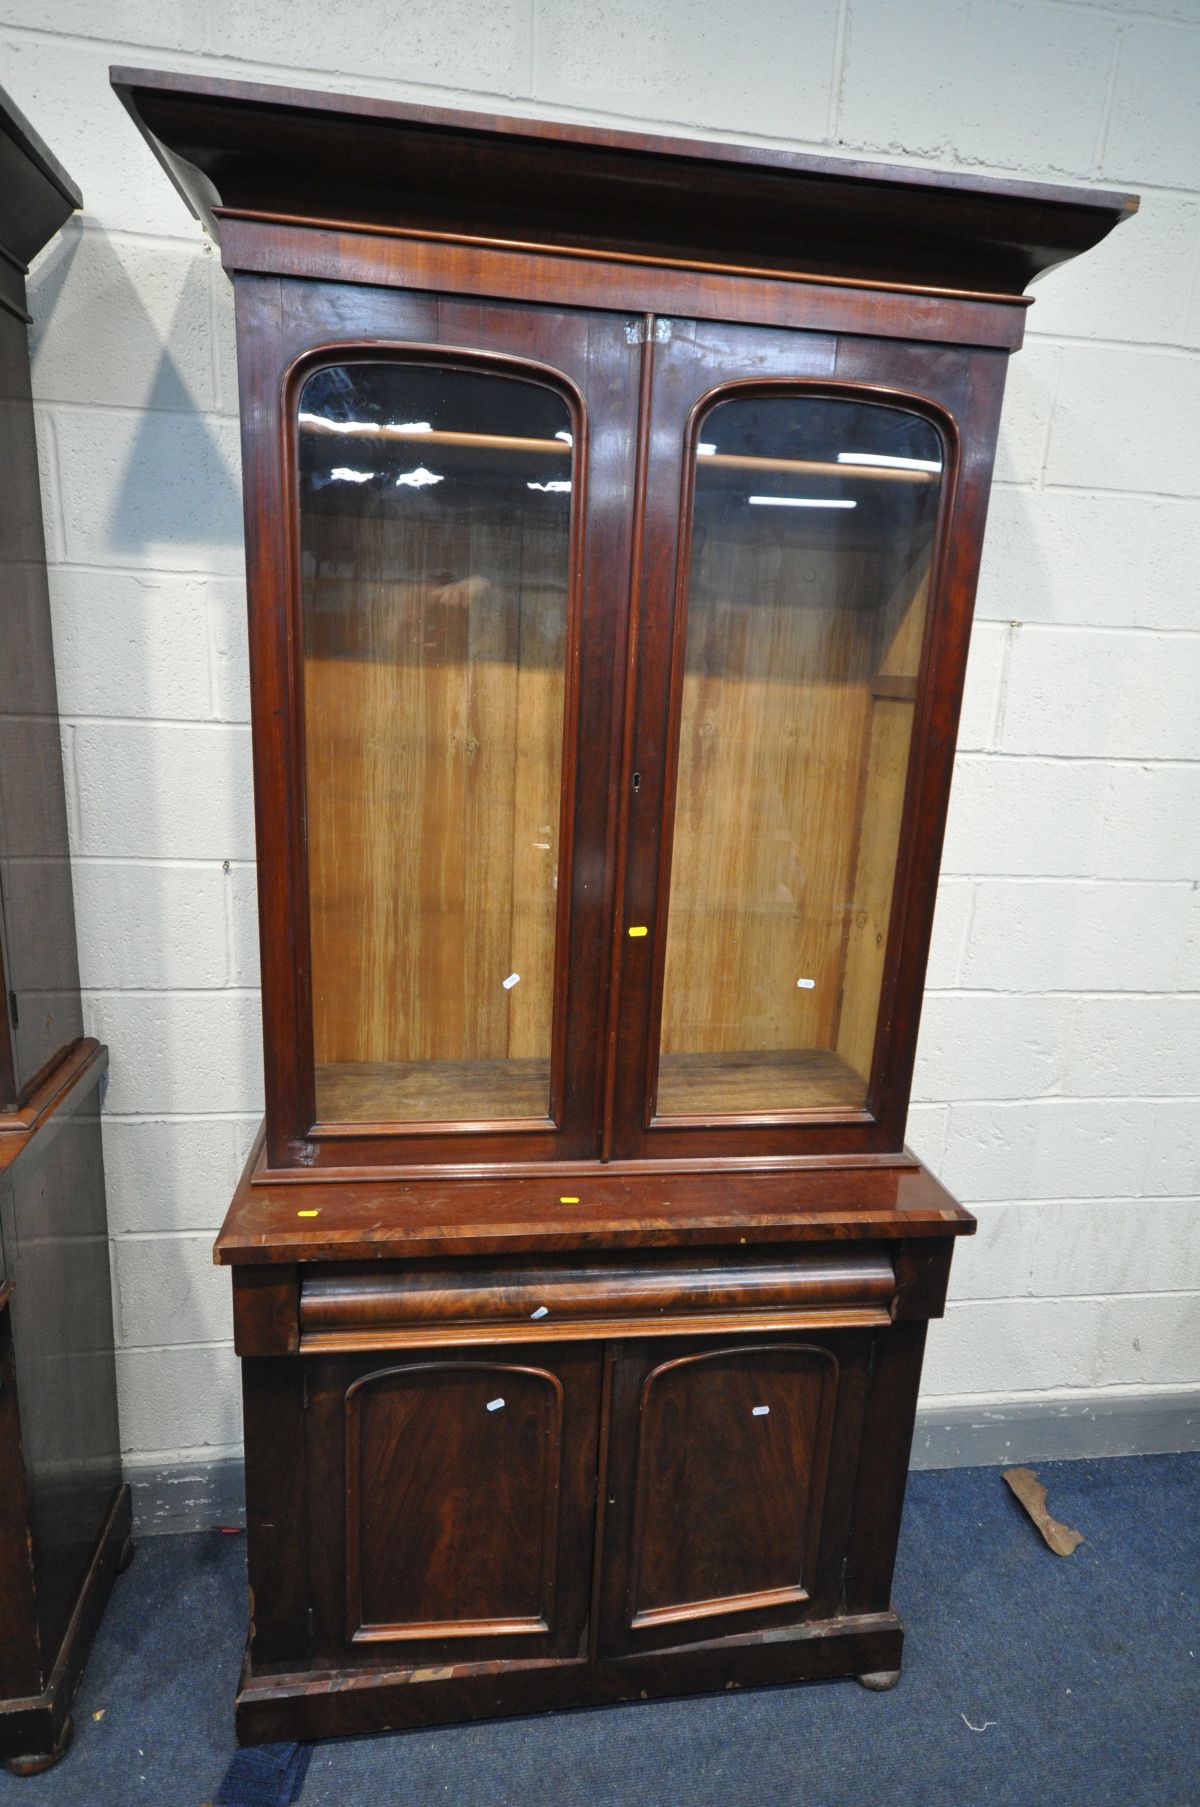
[298,362,574,1124]
[656,393,943,1118]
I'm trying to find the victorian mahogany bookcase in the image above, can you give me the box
[115,67,1134,1746]
[0,89,130,1775]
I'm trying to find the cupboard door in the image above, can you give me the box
[597,1334,870,1654]
[238,282,640,1167]
[304,1342,601,1665]
[609,318,991,1160]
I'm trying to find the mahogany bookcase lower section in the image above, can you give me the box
[235,1610,906,1744]
[221,1149,972,1749]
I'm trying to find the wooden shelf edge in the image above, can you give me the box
[0,1041,108,1176]
[215,1122,974,1266]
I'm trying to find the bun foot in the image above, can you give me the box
[857,1669,902,1692]
[117,1534,136,1574]
[4,1715,74,1775]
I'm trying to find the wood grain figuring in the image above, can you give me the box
[656,402,940,1120]
[344,1362,563,1641]
[296,1245,896,1352]
[658,531,877,1079]
[655,1048,864,1115]
[628,1343,837,1628]
[835,558,931,1076]
[314,1059,551,1126]
[304,491,568,1120]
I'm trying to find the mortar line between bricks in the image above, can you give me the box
[122,1441,244,1463]
[1091,18,1126,178]
[11,15,1200,161]
[939,1195,1200,1209]
[992,481,1200,502]
[944,1289,1200,1308]
[55,717,1200,747]
[826,0,851,141]
[925,985,1200,997]
[916,1381,1200,1410]
[64,855,256,868]
[116,1338,234,1354]
[9,18,1200,198]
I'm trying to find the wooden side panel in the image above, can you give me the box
[243,1357,310,1667]
[0,1294,41,1698]
[835,562,929,1078]
[2,1075,122,1673]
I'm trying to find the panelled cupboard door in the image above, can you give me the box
[236,281,642,1167]
[303,1343,602,1666]
[610,317,994,1161]
[597,1333,872,1655]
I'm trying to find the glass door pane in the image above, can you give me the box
[298,361,574,1125]
[655,393,943,1118]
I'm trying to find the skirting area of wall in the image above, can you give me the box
[127,1389,1200,1534]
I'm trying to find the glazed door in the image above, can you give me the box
[239,281,641,1168]
[303,1343,602,1666]
[609,317,994,1160]
[596,1332,872,1655]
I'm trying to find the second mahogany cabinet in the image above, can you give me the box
[114,67,1135,1745]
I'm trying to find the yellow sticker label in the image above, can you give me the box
[559,1195,580,1204]
[297,1209,320,1218]
[627,925,648,938]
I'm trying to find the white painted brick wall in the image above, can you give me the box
[2,0,1196,1475]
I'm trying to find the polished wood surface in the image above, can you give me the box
[295,1245,897,1350]
[109,66,1134,297]
[112,70,1132,1746]
[617,1343,837,1635]
[217,1131,972,1265]
[304,1343,600,1666]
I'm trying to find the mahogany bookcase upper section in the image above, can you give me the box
[111,69,1137,1182]
[111,66,1135,310]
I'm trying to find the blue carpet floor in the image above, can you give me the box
[1,1453,1195,1806]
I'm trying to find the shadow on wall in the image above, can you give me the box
[27,217,243,564]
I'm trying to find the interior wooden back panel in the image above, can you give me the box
[834,555,929,1080]
[660,523,929,1083]
[304,506,567,1072]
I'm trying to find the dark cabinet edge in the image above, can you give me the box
[109,65,1136,300]
[0,1041,107,1176]
[215,1123,974,1267]
[0,88,81,270]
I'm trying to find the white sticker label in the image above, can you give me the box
[502,972,521,990]
[486,1398,505,1412]
[796,977,816,990]
[752,1405,770,1417]
[530,1305,549,1319]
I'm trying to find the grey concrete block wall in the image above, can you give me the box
[1,0,1196,1495]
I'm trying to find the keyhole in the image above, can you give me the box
[632,771,641,794]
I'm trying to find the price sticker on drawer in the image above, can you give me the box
[752,1405,770,1417]
[486,1398,505,1412]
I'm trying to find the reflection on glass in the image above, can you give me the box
[298,363,572,1124]
[656,394,943,1118]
